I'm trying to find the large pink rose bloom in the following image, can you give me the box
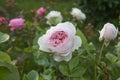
[37,7,46,16]
[38,22,82,62]
[8,18,25,31]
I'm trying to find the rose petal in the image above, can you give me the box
[57,22,76,35]
[72,36,82,51]
[38,35,50,52]
[46,22,76,38]
[53,52,72,62]
[99,27,105,41]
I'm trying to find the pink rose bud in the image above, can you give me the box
[0,17,6,24]
[99,23,118,43]
[8,18,25,31]
[37,7,46,16]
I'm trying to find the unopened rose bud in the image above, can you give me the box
[99,23,118,43]
[0,17,6,24]
[37,7,46,16]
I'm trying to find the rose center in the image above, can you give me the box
[49,31,68,47]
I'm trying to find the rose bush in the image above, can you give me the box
[0,0,120,80]
[38,22,82,62]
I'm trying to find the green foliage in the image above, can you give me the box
[0,62,20,80]
[68,56,79,71]
[105,53,117,64]
[0,51,11,63]
[59,63,69,76]
[0,51,20,80]
[75,0,120,26]
[77,29,88,48]
[23,70,39,80]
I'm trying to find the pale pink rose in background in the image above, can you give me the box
[71,8,86,21]
[0,17,6,24]
[8,18,25,31]
[45,10,63,25]
[37,7,46,16]
[99,23,118,43]
[38,22,82,62]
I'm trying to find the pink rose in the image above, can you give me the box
[8,18,25,31]
[0,17,6,24]
[38,22,82,62]
[37,7,46,16]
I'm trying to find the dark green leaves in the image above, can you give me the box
[105,53,117,64]
[59,63,69,76]
[0,51,11,63]
[69,56,79,71]
[0,62,20,80]
[0,51,20,80]
[59,56,86,79]
[76,29,87,49]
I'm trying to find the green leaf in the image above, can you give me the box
[86,42,95,52]
[0,62,20,80]
[76,29,89,53]
[34,55,49,67]
[70,66,86,77]
[23,74,29,80]
[76,29,87,47]
[40,68,56,80]
[72,77,87,80]
[0,51,11,63]
[27,70,39,80]
[0,32,9,44]
[69,56,79,71]
[59,63,69,76]
[117,77,120,80]
[116,60,120,67]
[105,53,118,64]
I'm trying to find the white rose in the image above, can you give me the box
[71,8,86,21]
[38,22,82,62]
[45,10,63,25]
[99,23,118,43]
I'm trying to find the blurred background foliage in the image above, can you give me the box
[0,0,120,80]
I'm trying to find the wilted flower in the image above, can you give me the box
[8,18,25,31]
[37,7,46,16]
[71,8,86,21]
[99,23,118,43]
[45,10,63,25]
[38,22,82,62]
[0,17,6,24]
